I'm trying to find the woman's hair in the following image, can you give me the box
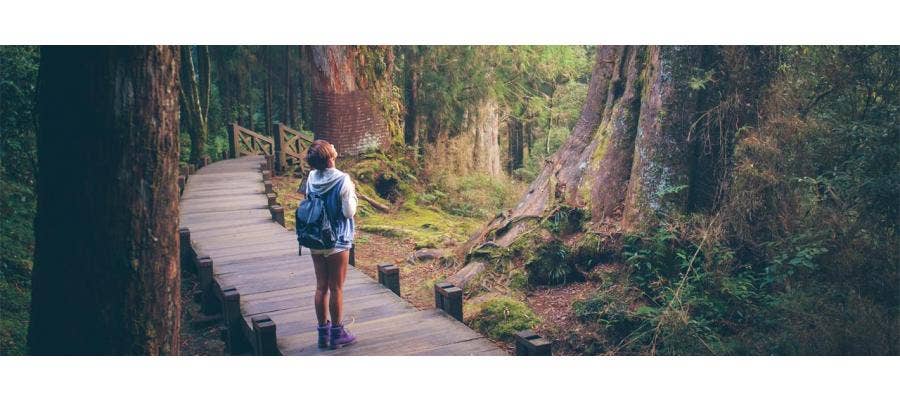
[306,139,338,171]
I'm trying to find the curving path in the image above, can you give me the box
[179,155,506,355]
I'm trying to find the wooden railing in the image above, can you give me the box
[228,123,274,159]
[273,123,314,175]
[226,122,314,176]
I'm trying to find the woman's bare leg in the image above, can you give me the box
[326,250,350,324]
[311,254,330,326]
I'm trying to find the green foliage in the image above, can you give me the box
[469,296,540,341]
[424,173,523,218]
[413,46,592,180]
[523,239,576,286]
[544,205,588,235]
[0,45,39,355]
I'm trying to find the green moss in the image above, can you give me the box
[508,269,528,292]
[359,199,482,249]
[469,296,540,341]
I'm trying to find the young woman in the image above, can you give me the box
[301,140,358,349]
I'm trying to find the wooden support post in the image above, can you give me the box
[267,193,278,207]
[188,164,196,175]
[200,155,210,167]
[273,123,285,175]
[251,314,279,356]
[179,164,189,177]
[377,263,401,296]
[270,205,285,226]
[262,170,272,181]
[349,244,356,266]
[228,123,239,159]
[514,330,551,356]
[434,282,463,321]
[177,175,185,195]
[196,255,217,314]
[264,180,273,194]
[221,286,250,354]
[179,228,192,271]
[221,150,228,160]
[266,153,274,173]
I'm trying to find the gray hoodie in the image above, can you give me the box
[301,168,357,218]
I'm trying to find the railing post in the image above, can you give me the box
[228,123,239,159]
[264,180,273,194]
[179,228,192,272]
[262,170,272,181]
[177,175,186,196]
[221,286,250,354]
[377,263,401,296]
[514,330,551,356]
[434,282,463,321]
[270,205,285,227]
[195,255,217,314]
[349,244,356,266]
[267,193,278,207]
[251,314,279,356]
[273,123,285,175]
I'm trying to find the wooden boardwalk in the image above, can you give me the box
[179,155,506,356]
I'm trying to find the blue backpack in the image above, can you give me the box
[295,179,340,249]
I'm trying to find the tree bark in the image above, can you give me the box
[403,48,420,151]
[29,46,181,355]
[306,45,392,155]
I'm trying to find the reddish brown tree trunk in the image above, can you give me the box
[29,46,181,355]
[306,45,391,155]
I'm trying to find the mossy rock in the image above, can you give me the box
[469,296,540,342]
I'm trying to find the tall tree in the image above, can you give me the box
[28,46,181,355]
[306,45,393,155]
[453,45,774,286]
[401,46,422,152]
[179,45,210,165]
[284,45,295,126]
[265,47,274,135]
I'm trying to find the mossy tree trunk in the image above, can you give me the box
[29,46,181,355]
[456,46,774,285]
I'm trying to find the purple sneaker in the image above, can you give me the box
[329,323,357,349]
[317,321,331,348]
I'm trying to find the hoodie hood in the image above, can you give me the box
[307,168,345,194]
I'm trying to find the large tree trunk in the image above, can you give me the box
[422,98,504,179]
[29,46,181,355]
[306,45,392,155]
[453,45,773,288]
[179,45,210,165]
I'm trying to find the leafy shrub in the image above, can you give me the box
[524,239,578,286]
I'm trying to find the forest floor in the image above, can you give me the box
[179,268,226,356]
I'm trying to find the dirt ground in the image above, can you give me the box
[179,267,226,356]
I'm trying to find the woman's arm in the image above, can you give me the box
[340,175,358,218]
